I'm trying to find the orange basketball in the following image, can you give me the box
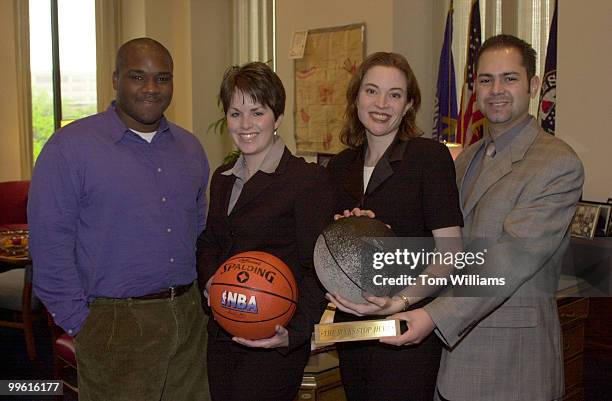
[209,251,298,340]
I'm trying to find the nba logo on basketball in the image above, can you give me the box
[210,251,298,339]
[220,290,258,313]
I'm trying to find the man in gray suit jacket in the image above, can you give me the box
[380,35,584,401]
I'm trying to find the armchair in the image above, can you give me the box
[0,180,42,360]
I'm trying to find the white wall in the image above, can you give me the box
[393,0,439,138]
[190,0,234,172]
[557,0,612,202]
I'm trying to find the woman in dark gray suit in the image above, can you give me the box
[197,62,334,401]
[326,52,463,401]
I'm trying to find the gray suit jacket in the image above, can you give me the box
[424,118,584,401]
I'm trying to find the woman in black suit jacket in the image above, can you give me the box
[326,52,464,401]
[197,62,334,401]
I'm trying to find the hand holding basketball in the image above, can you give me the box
[334,207,376,220]
[232,324,289,348]
[204,277,212,307]
[326,292,404,317]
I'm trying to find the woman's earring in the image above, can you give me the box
[274,130,278,136]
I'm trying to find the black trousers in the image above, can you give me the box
[207,334,310,401]
[337,333,442,401]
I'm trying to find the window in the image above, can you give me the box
[29,0,97,161]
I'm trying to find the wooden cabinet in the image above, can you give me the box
[558,297,590,401]
[585,298,612,360]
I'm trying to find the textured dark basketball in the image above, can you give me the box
[314,216,395,303]
[209,251,298,340]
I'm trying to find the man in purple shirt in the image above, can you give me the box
[28,38,210,401]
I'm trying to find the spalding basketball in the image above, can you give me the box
[314,216,395,303]
[209,251,298,340]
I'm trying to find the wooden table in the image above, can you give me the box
[0,254,31,265]
[0,254,31,275]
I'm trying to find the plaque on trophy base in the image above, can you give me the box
[314,319,401,344]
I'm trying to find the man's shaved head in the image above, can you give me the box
[115,37,173,73]
[112,37,174,132]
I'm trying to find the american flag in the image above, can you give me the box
[432,0,458,143]
[457,0,484,145]
[538,1,557,135]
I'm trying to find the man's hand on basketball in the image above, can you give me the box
[232,325,289,348]
[333,208,376,220]
[326,293,404,317]
[380,308,436,346]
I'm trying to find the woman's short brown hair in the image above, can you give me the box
[219,62,285,120]
[340,52,422,148]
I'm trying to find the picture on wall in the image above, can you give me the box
[570,202,601,240]
[294,23,365,155]
[608,198,612,235]
[601,205,612,236]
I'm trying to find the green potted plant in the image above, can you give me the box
[208,97,241,165]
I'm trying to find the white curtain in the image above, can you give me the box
[232,0,274,67]
[95,0,122,113]
[14,0,33,178]
[452,0,501,110]
[517,0,554,115]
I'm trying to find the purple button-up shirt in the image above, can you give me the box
[28,104,209,335]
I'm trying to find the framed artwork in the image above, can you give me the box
[608,198,612,235]
[599,204,612,236]
[294,23,365,155]
[580,200,611,237]
[571,202,601,239]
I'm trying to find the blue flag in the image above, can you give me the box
[538,1,557,135]
[433,1,458,142]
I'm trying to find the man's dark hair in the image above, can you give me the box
[477,34,537,81]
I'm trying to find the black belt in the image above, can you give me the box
[133,282,193,300]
